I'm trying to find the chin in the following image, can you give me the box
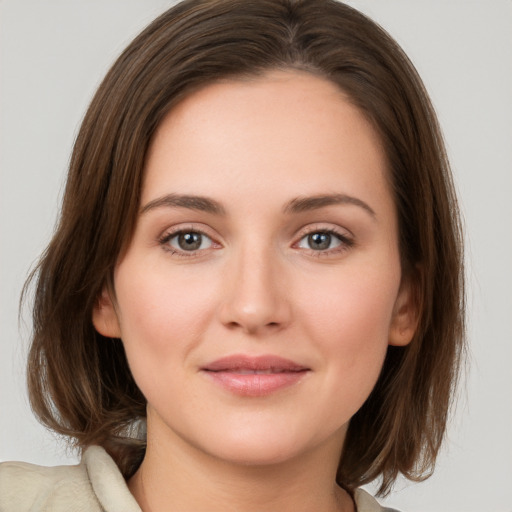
[193,424,339,468]
[210,440,303,467]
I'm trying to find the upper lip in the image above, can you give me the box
[201,354,309,373]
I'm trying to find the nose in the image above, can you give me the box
[218,244,291,335]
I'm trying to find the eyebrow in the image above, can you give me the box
[140,192,376,219]
[140,194,226,215]
[283,194,376,218]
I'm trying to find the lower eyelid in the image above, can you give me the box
[294,231,355,258]
[172,233,213,250]
[159,225,214,242]
[157,226,353,256]
[296,228,352,242]
[159,228,216,252]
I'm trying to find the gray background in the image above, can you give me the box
[1,1,511,511]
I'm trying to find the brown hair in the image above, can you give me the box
[25,0,465,495]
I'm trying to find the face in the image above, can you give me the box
[94,70,417,468]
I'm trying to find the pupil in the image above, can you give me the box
[178,232,201,250]
[309,232,331,250]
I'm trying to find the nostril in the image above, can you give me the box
[218,284,292,333]
[222,319,283,334]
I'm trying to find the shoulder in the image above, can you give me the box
[354,488,403,512]
[0,456,100,512]
[0,446,140,512]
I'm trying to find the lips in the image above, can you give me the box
[201,355,310,396]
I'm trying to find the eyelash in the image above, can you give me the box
[158,226,355,258]
[158,227,216,257]
[294,227,355,256]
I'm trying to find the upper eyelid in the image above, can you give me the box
[292,224,355,252]
[295,231,352,246]
[159,223,218,239]
[158,225,219,250]
[158,228,218,258]
[157,223,354,248]
[161,229,213,242]
[294,223,354,240]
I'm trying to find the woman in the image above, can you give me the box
[0,1,464,511]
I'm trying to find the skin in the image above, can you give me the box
[94,70,417,512]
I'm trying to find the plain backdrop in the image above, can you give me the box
[1,1,511,511]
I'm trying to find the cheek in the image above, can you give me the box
[303,267,398,336]
[114,266,219,371]
[298,267,399,391]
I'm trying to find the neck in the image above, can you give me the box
[128,422,354,512]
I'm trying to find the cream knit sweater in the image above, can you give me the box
[0,446,396,512]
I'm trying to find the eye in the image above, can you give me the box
[161,230,214,253]
[296,230,352,252]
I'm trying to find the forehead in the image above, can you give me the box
[142,70,391,212]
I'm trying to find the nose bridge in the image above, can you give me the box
[219,236,290,333]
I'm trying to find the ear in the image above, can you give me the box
[388,273,420,347]
[92,287,121,338]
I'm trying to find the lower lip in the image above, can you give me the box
[203,371,308,396]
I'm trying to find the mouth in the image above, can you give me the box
[217,368,303,374]
[201,354,310,396]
